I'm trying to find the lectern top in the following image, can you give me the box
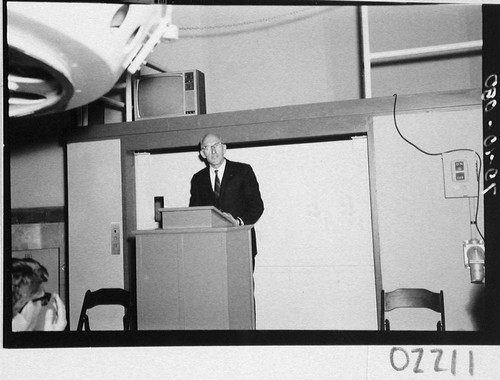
[159,206,238,229]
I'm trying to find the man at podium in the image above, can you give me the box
[189,133,264,267]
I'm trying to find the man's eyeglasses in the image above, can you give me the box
[202,142,223,152]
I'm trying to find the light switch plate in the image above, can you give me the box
[442,151,478,198]
[111,222,121,255]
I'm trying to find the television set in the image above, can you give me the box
[133,70,206,120]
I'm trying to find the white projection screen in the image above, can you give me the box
[134,137,377,329]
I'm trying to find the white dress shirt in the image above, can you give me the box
[210,159,226,191]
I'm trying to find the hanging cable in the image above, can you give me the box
[474,158,486,241]
[175,6,338,38]
[179,6,322,32]
[392,93,485,241]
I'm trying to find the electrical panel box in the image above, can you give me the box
[442,151,478,198]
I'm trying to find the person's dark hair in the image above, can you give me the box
[11,258,49,315]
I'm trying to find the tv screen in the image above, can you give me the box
[133,70,205,120]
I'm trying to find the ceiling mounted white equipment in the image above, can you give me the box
[7,2,177,118]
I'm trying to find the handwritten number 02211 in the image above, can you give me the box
[389,347,474,376]
[483,73,498,196]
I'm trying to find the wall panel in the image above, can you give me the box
[135,137,376,329]
[67,139,124,330]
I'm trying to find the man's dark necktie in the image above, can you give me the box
[214,170,221,199]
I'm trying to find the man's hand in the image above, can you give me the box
[44,294,67,331]
[222,212,239,225]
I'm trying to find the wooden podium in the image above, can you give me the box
[134,206,255,330]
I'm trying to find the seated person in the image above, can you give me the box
[11,257,67,332]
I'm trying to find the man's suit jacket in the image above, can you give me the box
[189,159,264,257]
